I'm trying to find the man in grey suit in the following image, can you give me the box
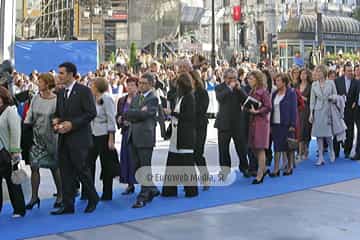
[124,73,160,208]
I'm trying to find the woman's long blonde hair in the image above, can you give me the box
[248,70,267,90]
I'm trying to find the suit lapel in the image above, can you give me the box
[139,91,153,107]
[64,83,79,112]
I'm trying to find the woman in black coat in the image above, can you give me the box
[162,73,198,198]
[190,70,210,190]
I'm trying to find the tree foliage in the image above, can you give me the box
[129,42,137,68]
[352,7,360,22]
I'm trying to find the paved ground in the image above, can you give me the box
[3,120,360,240]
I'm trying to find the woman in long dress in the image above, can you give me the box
[297,69,312,160]
[24,73,62,209]
[116,77,138,195]
[309,65,338,165]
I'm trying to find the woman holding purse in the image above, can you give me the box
[0,86,26,218]
[86,77,117,201]
[269,73,298,177]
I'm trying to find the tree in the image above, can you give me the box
[129,42,137,68]
[352,7,360,22]
[108,51,116,64]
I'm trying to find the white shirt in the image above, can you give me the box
[169,97,193,154]
[65,80,76,98]
[345,77,351,94]
[272,94,284,124]
[141,89,152,99]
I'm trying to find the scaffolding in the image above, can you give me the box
[36,0,74,39]
[128,0,181,49]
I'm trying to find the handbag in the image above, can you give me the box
[287,137,299,151]
[11,160,29,185]
[109,149,121,178]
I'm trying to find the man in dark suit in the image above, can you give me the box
[51,62,99,215]
[124,73,160,208]
[215,68,249,179]
[352,76,360,160]
[334,63,357,158]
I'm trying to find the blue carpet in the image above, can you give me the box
[1,145,360,240]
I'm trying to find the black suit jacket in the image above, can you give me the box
[194,88,209,127]
[335,76,357,112]
[214,83,248,131]
[54,82,97,149]
[354,80,360,108]
[171,93,196,150]
[124,91,158,148]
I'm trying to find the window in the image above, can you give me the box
[256,21,264,44]
[223,0,230,7]
[325,46,335,54]
[222,23,230,45]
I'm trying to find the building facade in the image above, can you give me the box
[15,0,129,61]
[206,0,358,61]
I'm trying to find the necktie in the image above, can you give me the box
[139,94,145,105]
[65,89,69,99]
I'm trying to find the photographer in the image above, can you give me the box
[215,68,250,179]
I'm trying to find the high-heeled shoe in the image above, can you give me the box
[269,171,280,178]
[122,186,135,195]
[252,174,265,184]
[283,169,293,176]
[252,169,269,185]
[25,198,40,210]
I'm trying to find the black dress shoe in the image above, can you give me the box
[242,170,251,178]
[80,195,88,201]
[53,201,63,209]
[100,196,112,201]
[148,190,160,202]
[351,155,360,161]
[84,200,99,213]
[202,185,210,191]
[239,167,251,178]
[132,200,146,208]
[50,207,74,215]
[121,186,135,195]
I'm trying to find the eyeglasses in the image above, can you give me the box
[138,81,149,85]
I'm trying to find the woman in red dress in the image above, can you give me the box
[247,71,272,184]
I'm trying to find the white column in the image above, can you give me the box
[0,0,16,63]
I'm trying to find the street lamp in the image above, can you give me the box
[211,0,216,69]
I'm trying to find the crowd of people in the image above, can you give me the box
[0,52,360,218]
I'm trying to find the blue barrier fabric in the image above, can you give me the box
[15,41,98,75]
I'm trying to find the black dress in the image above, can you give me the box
[298,84,312,143]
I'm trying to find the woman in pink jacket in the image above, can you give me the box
[247,71,272,184]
